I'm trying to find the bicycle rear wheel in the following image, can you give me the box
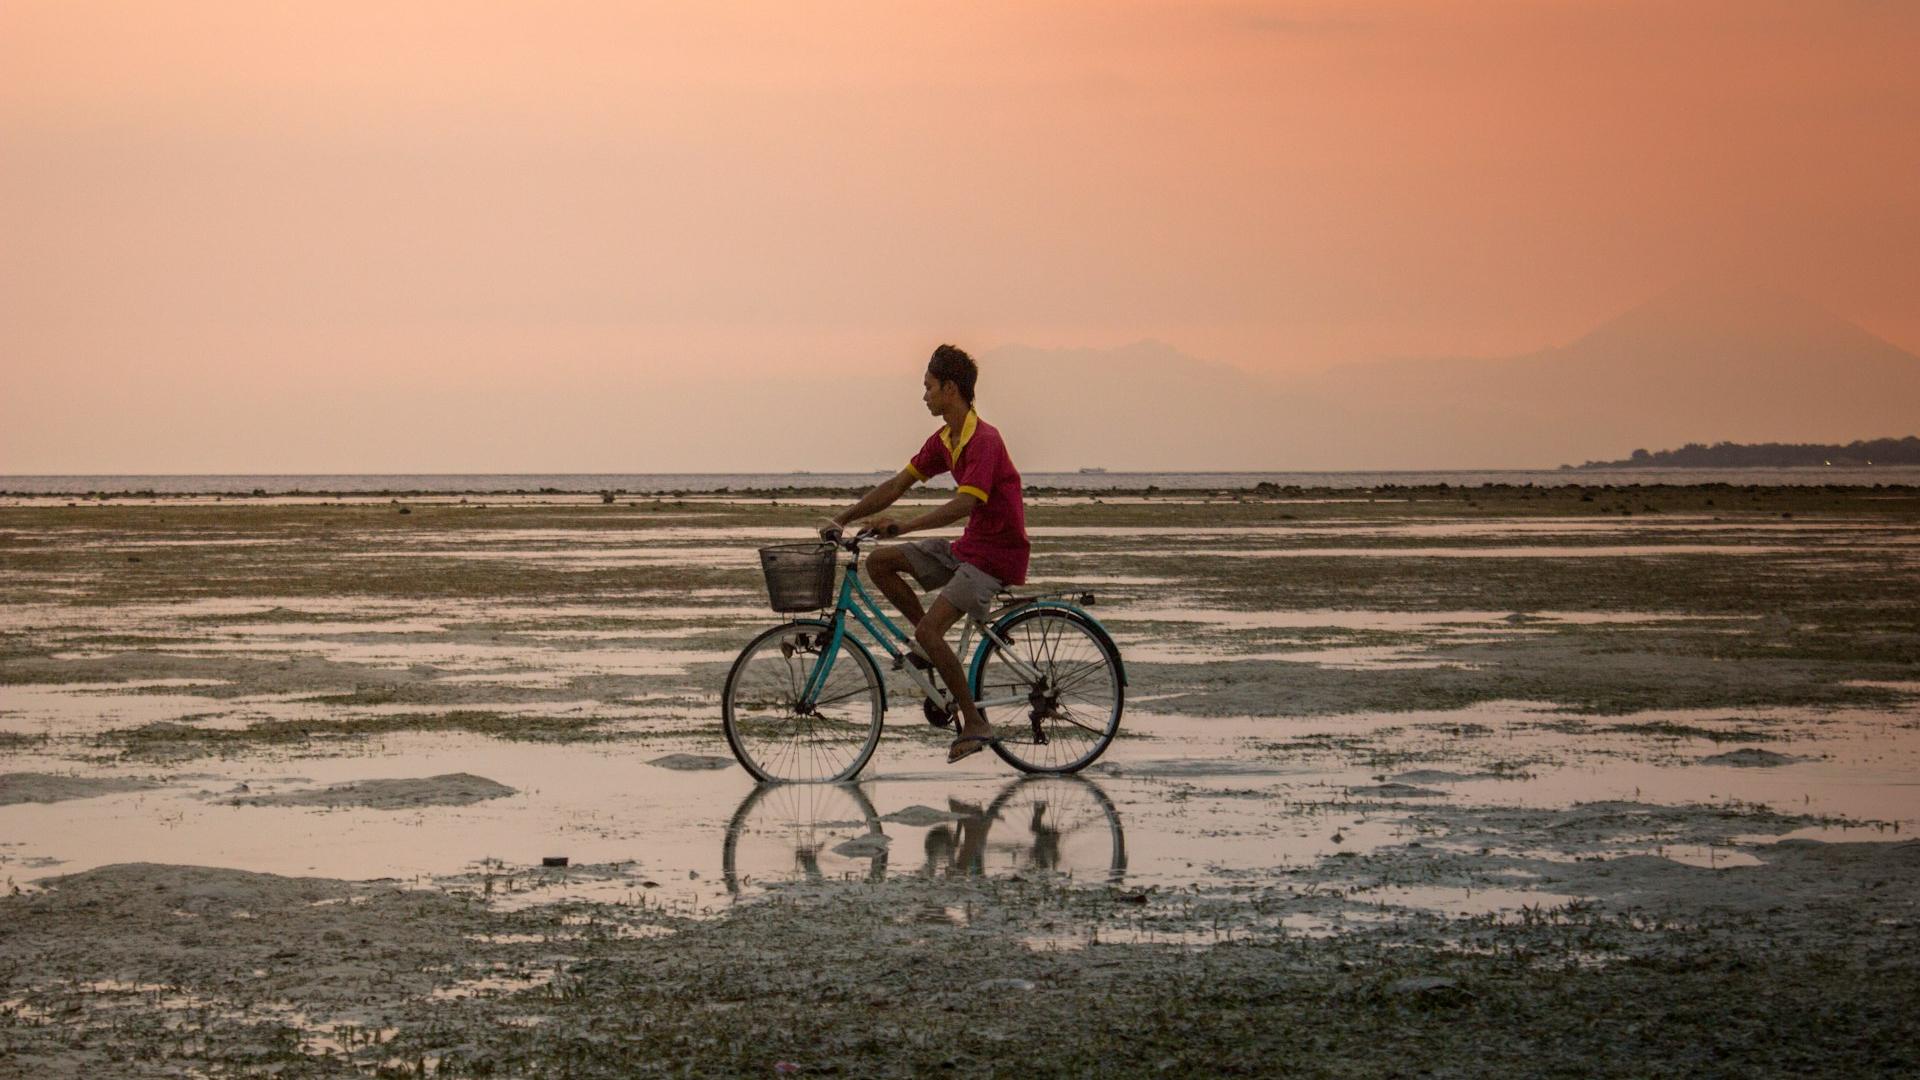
[723,620,884,783]
[970,607,1124,774]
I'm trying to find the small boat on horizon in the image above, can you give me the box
[1077,467,1109,474]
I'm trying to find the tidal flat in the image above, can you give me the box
[2,485,1918,1077]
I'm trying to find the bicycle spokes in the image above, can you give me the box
[972,608,1124,774]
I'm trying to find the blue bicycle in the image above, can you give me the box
[722,529,1128,782]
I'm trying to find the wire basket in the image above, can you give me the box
[758,543,838,612]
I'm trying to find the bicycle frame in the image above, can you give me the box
[798,551,1045,713]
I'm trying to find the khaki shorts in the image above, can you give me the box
[897,539,1002,623]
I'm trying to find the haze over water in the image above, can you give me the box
[6,468,1919,496]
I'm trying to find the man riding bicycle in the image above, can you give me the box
[823,345,1029,763]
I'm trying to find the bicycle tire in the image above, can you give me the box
[970,607,1124,774]
[722,620,884,783]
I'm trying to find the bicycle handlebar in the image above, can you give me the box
[820,524,895,551]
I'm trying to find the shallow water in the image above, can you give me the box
[5,693,1914,922]
[5,495,1918,931]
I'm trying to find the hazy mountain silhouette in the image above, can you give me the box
[428,287,1915,472]
[966,287,1920,469]
[1282,286,1920,466]
[977,341,1283,470]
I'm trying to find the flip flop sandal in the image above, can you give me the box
[946,733,998,764]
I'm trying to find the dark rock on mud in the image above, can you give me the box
[1392,769,1519,784]
[231,772,516,809]
[1385,975,1469,1000]
[1347,782,1447,798]
[1701,748,1801,767]
[881,805,967,826]
[0,773,159,806]
[647,753,738,771]
[830,833,892,857]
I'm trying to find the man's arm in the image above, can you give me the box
[884,491,981,536]
[830,469,918,530]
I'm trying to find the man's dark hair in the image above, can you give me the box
[927,344,978,404]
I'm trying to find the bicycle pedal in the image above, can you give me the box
[921,699,956,728]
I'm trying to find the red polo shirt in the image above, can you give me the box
[907,411,1030,585]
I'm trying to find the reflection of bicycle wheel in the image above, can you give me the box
[980,776,1126,883]
[722,782,888,896]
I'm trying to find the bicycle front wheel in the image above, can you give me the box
[723,621,884,783]
[971,608,1124,774]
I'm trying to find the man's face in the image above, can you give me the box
[922,372,946,415]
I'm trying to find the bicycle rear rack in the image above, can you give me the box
[999,590,1095,608]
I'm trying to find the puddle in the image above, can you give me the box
[1843,680,1920,695]
[1627,845,1766,869]
[343,549,762,570]
[1,679,225,692]
[1110,608,1518,631]
[213,620,451,636]
[1,684,238,735]
[1121,641,1478,670]
[69,538,296,549]
[153,639,733,677]
[428,967,557,1001]
[1106,608,1729,631]
[1192,545,1801,559]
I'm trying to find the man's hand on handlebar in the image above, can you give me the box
[820,514,903,549]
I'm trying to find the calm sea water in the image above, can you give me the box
[4,468,1917,495]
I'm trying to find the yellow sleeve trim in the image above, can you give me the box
[957,484,989,503]
[905,461,926,482]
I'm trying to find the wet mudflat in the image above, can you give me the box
[2,485,1918,1076]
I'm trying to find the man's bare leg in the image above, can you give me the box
[865,547,926,628]
[916,599,993,753]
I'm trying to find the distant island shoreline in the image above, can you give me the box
[1568,436,1919,470]
[6,474,1919,501]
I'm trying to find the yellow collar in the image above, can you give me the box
[938,409,979,465]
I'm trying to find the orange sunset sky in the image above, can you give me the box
[3,1,1916,472]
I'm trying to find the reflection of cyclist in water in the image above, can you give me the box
[823,345,1030,765]
[1025,800,1063,872]
[922,799,992,876]
[724,777,1125,892]
[921,798,1062,877]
